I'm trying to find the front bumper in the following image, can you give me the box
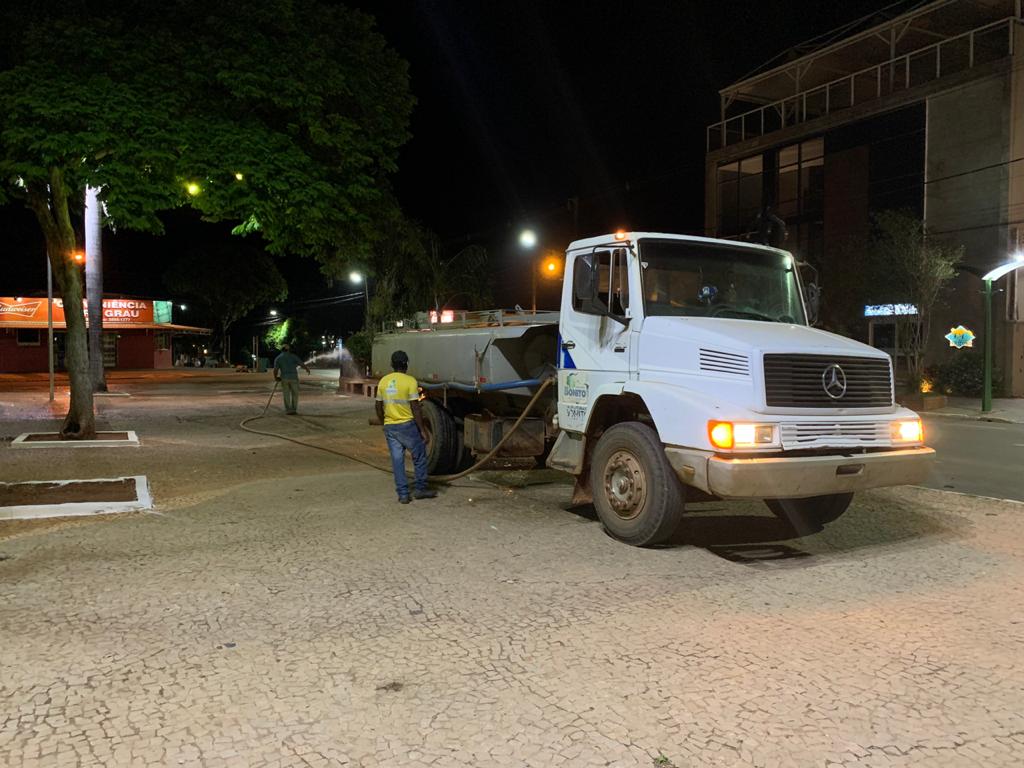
[665,446,935,500]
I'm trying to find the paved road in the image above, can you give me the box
[2,374,1024,766]
[920,415,1024,502]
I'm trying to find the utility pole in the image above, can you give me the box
[47,252,54,402]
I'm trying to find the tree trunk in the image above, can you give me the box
[85,185,107,392]
[28,173,96,439]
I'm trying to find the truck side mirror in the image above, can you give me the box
[803,282,821,326]
[797,260,821,326]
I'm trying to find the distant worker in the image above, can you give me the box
[375,350,438,504]
[273,343,311,415]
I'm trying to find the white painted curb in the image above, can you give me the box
[10,431,140,448]
[0,475,153,520]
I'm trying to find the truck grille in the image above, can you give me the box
[699,348,749,376]
[780,422,889,449]
[763,354,893,408]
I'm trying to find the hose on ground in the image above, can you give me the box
[238,376,555,484]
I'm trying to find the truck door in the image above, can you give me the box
[558,247,636,433]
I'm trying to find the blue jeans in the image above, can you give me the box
[383,420,428,498]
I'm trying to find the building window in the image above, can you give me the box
[16,329,41,346]
[717,154,764,236]
[776,137,824,218]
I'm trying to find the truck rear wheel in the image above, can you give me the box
[421,399,459,475]
[590,422,684,547]
[765,493,853,529]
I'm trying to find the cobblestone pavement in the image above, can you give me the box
[2,372,1024,766]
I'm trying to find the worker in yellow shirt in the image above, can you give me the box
[375,350,438,504]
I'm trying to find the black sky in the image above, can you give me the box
[1,0,893,324]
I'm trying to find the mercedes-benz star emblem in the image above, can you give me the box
[822,363,847,399]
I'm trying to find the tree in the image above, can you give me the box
[165,246,288,360]
[862,211,961,389]
[362,206,494,330]
[263,317,313,359]
[0,0,413,437]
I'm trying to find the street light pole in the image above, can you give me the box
[47,254,54,402]
[519,228,538,314]
[983,278,993,413]
[978,252,1024,413]
[531,259,537,314]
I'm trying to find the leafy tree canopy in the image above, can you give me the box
[0,0,413,435]
[0,0,414,262]
[164,244,288,339]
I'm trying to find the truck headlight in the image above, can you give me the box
[708,421,778,450]
[890,419,923,444]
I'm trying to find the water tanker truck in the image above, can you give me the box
[371,232,934,546]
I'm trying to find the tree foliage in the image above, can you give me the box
[164,245,288,358]
[861,211,961,388]
[361,207,494,330]
[0,0,414,435]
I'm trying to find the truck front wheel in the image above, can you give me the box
[765,493,853,530]
[590,423,684,547]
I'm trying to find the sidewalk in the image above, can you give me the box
[928,396,1024,424]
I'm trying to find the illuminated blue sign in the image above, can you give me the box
[864,303,919,317]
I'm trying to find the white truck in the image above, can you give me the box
[371,232,935,546]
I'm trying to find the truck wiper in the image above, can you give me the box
[729,309,778,322]
[709,305,778,322]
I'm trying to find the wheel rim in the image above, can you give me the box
[603,450,647,520]
[422,419,434,452]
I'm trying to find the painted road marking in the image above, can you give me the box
[912,485,1024,505]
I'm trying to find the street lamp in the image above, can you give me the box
[519,229,539,312]
[980,251,1024,412]
[350,271,370,319]
[269,309,278,317]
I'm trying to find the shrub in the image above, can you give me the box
[934,349,1002,396]
[345,330,373,372]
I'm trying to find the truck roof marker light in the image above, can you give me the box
[614,230,627,241]
[708,421,733,450]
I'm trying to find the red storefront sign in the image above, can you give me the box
[0,297,154,326]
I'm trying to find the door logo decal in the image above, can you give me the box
[563,372,589,403]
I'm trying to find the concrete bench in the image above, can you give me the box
[338,377,378,398]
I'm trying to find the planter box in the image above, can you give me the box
[898,393,948,411]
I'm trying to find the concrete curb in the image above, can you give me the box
[0,475,153,520]
[922,412,1018,425]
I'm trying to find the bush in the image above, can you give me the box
[934,349,1002,396]
[345,330,373,372]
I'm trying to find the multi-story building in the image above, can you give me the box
[705,0,1024,395]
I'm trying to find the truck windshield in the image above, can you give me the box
[638,240,806,324]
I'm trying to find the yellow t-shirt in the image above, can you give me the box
[376,372,419,425]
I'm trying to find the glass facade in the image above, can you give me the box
[715,137,824,264]
[717,155,764,237]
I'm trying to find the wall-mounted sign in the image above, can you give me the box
[0,297,156,326]
[945,325,976,349]
[864,303,919,317]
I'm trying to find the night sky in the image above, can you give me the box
[1,0,893,333]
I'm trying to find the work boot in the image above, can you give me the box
[398,496,411,504]
[413,489,438,500]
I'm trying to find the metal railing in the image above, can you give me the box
[708,17,1021,152]
[378,308,561,334]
